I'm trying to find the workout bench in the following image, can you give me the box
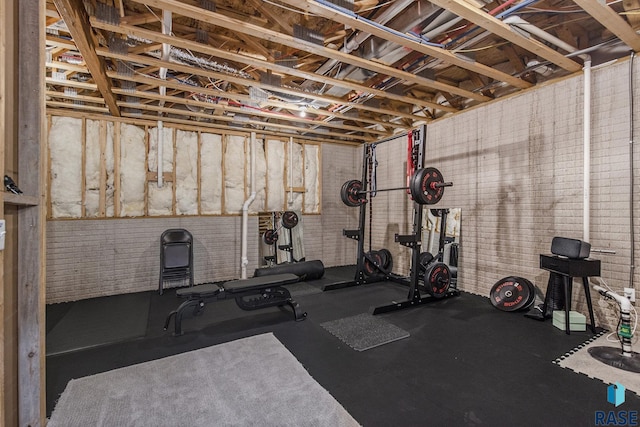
[163,273,307,335]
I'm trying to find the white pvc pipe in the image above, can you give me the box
[157,120,164,187]
[288,137,293,205]
[157,10,171,188]
[583,59,591,243]
[504,16,592,241]
[241,132,257,279]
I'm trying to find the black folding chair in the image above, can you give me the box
[159,229,194,295]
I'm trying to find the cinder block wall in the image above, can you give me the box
[46,142,359,303]
[364,58,638,330]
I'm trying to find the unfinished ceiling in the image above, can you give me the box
[45,0,640,144]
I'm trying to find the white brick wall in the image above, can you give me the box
[341,59,637,330]
[47,58,640,331]
[46,143,360,303]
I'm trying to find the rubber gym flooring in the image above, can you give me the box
[46,266,639,426]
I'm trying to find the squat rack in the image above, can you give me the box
[331,124,460,314]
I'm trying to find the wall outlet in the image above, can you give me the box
[624,287,636,303]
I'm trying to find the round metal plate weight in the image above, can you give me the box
[340,180,365,207]
[378,248,393,270]
[263,229,278,245]
[425,262,451,298]
[410,167,445,205]
[489,277,535,312]
[363,251,384,276]
[282,211,299,229]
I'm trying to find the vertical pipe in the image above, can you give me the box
[288,137,294,205]
[241,132,257,279]
[583,59,592,243]
[157,120,163,187]
[157,10,171,188]
[630,53,636,289]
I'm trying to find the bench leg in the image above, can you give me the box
[286,299,307,321]
[166,299,203,336]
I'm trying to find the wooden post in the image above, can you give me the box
[17,0,46,424]
[0,0,6,422]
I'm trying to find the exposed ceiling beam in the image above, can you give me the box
[246,0,294,35]
[278,0,532,90]
[90,19,458,113]
[111,87,409,131]
[52,0,120,116]
[573,0,640,52]
[427,0,582,73]
[47,107,365,145]
[127,0,491,102]
[116,100,383,139]
[103,67,425,125]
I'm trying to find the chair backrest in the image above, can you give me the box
[161,229,193,269]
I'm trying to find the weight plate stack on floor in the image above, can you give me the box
[489,276,536,312]
[363,251,384,277]
[378,248,393,272]
[425,263,451,298]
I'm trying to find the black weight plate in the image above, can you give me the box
[379,248,392,270]
[263,229,278,245]
[425,262,451,298]
[489,277,533,312]
[363,251,384,276]
[282,211,299,229]
[417,252,434,280]
[419,251,434,268]
[521,277,536,310]
[340,180,364,207]
[430,209,443,217]
[410,167,445,205]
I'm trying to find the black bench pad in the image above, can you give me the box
[165,273,305,335]
[224,273,299,292]
[176,273,299,298]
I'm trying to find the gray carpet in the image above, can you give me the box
[555,332,640,396]
[46,293,151,356]
[320,313,410,351]
[47,333,361,427]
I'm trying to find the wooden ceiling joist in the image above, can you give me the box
[90,19,458,113]
[98,49,431,124]
[52,0,120,116]
[427,0,582,73]
[126,0,491,102]
[278,0,533,90]
[573,0,640,52]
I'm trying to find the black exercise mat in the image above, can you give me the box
[46,292,151,356]
[284,282,323,297]
[320,313,409,351]
[307,265,356,289]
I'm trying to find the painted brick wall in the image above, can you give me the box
[46,142,359,303]
[47,58,640,332]
[372,58,637,330]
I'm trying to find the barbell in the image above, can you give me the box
[341,167,452,206]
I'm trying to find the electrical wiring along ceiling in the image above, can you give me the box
[44,0,640,144]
